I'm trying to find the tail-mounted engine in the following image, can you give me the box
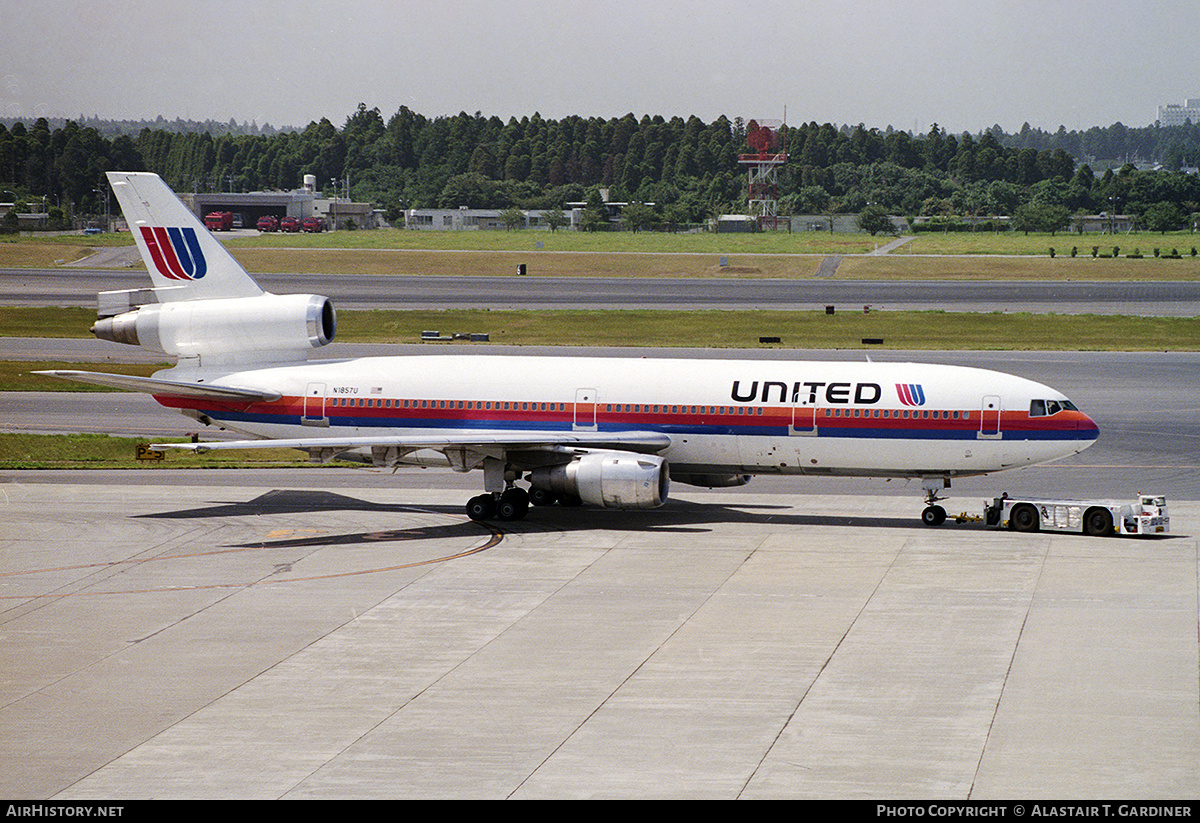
[91,292,336,364]
[528,452,669,509]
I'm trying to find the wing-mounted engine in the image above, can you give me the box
[91,292,336,365]
[528,452,669,509]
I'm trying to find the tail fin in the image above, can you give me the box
[106,171,263,302]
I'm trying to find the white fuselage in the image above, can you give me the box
[155,354,1099,479]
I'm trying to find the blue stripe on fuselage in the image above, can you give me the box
[195,408,1097,442]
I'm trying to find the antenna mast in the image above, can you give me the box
[739,118,788,230]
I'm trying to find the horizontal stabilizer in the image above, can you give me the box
[34,370,282,402]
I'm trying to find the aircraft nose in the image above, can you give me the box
[1076,410,1100,442]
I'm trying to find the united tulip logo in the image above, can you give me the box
[896,383,926,406]
[140,227,207,280]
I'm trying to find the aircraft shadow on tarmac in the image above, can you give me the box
[136,488,969,547]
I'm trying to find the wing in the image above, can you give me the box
[34,370,282,402]
[151,430,672,472]
[151,430,671,456]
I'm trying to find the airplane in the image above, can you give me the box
[40,172,1099,526]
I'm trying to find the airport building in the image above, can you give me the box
[1158,98,1200,126]
[405,207,580,231]
[182,175,380,230]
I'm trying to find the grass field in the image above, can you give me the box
[0,360,162,391]
[834,254,1200,281]
[0,432,328,469]
[6,226,1200,271]
[7,237,1200,281]
[332,308,1200,351]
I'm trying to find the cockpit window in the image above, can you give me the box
[1029,398,1078,417]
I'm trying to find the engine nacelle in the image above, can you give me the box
[92,293,336,362]
[529,452,669,509]
[671,472,751,488]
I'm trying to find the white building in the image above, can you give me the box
[404,207,580,231]
[1158,99,1200,126]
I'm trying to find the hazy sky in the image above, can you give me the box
[5,0,1197,134]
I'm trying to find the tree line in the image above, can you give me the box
[4,105,1200,231]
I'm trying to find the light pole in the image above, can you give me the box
[93,186,110,232]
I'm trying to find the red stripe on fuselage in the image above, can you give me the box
[153,394,1097,438]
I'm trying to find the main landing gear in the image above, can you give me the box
[466,457,533,522]
[920,476,950,527]
[465,485,583,522]
[466,487,530,522]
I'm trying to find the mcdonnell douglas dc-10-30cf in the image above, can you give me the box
[41,172,1099,526]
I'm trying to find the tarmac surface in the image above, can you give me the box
[1,473,1196,800]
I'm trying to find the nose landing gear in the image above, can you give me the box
[920,476,950,527]
[921,504,947,526]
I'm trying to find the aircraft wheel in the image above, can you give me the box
[497,488,529,521]
[921,505,947,527]
[1083,507,1114,537]
[528,486,557,507]
[1010,503,1039,533]
[466,494,495,522]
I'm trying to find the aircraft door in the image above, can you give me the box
[303,382,329,426]
[790,404,816,435]
[979,395,1001,437]
[574,388,597,431]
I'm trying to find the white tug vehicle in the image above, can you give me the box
[977,493,1170,536]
